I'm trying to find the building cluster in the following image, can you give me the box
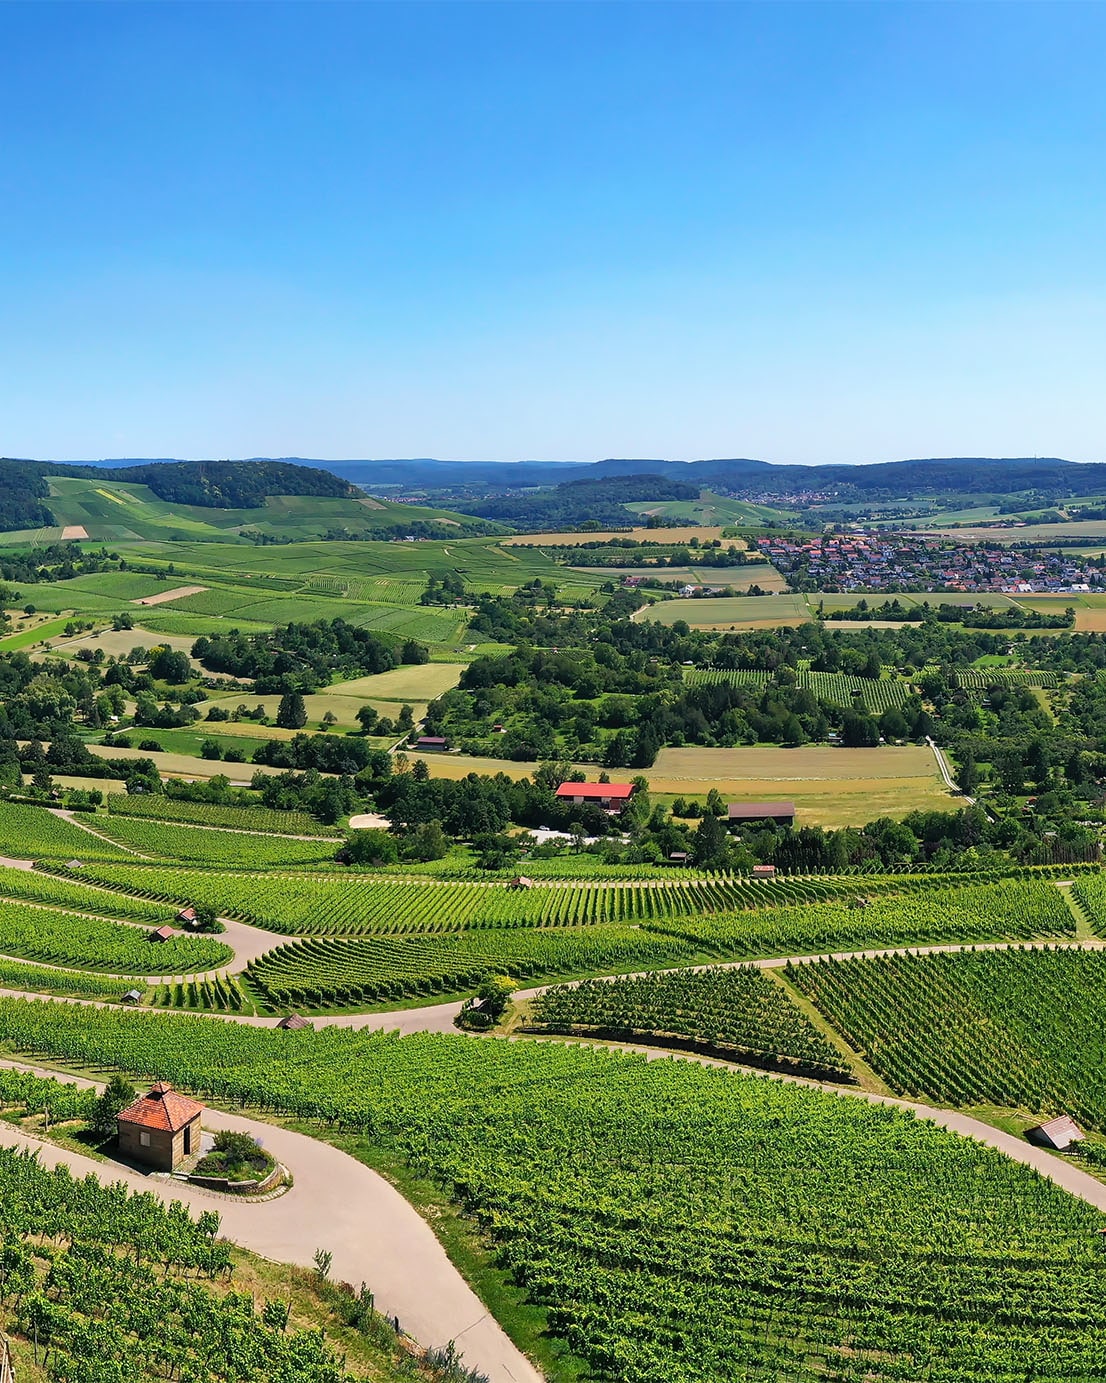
[758,533,1105,594]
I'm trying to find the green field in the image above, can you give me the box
[637,592,810,626]
[625,491,800,525]
[2,997,1105,1383]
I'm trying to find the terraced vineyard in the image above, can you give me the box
[106,793,342,835]
[245,925,705,1008]
[528,967,852,1079]
[149,972,250,1012]
[791,944,1106,1128]
[88,814,340,867]
[0,898,231,974]
[1070,874,1106,935]
[0,998,1103,1383]
[0,864,178,921]
[683,665,913,712]
[0,954,134,1001]
[39,860,1008,935]
[669,879,1074,956]
[0,800,133,862]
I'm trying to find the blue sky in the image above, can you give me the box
[2,1,1104,464]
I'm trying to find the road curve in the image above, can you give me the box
[0,1058,541,1383]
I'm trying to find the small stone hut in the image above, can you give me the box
[117,1081,204,1171]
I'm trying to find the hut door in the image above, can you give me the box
[183,1124,192,1155]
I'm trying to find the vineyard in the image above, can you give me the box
[105,793,342,836]
[528,968,853,1079]
[684,666,913,712]
[244,925,705,1008]
[37,860,1024,937]
[149,972,250,1012]
[87,815,340,868]
[790,944,1106,1130]
[0,898,231,974]
[0,999,1102,1382]
[954,668,1060,690]
[0,955,133,1001]
[667,879,1075,957]
[0,864,178,921]
[1070,874,1106,936]
[0,801,133,862]
[0,1137,372,1381]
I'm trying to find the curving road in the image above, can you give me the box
[0,1057,540,1383]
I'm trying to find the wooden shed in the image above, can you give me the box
[149,925,175,943]
[1026,1115,1085,1151]
[117,1081,204,1171]
[276,1013,313,1031]
[508,876,534,890]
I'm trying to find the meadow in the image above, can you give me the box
[638,593,810,627]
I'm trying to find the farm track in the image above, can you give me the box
[48,807,155,858]
[0,1058,539,1383]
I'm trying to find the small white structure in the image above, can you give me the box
[1026,1115,1085,1151]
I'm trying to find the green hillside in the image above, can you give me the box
[40,475,504,543]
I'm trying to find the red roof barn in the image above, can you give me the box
[554,782,635,813]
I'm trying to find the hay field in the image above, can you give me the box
[646,744,950,827]
[638,593,810,627]
[323,663,467,702]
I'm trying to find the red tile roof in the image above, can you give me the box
[117,1081,203,1133]
[150,925,175,941]
[554,782,634,800]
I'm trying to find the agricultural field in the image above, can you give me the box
[322,662,467,702]
[644,743,951,825]
[86,815,341,868]
[527,968,853,1079]
[503,525,734,546]
[0,800,135,862]
[0,862,178,920]
[105,793,342,835]
[624,492,800,525]
[0,897,230,972]
[684,665,913,713]
[244,925,708,1008]
[637,593,809,627]
[2,999,1105,1383]
[791,944,1106,1130]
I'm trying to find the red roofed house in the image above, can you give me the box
[554,781,635,814]
[1026,1115,1084,1152]
[149,925,175,943]
[176,906,197,925]
[116,1081,204,1171]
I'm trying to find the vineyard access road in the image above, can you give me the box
[0,1057,542,1383]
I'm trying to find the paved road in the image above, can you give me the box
[0,1058,540,1383]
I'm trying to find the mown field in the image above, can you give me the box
[637,593,809,627]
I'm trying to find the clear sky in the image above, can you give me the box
[2,1,1104,464]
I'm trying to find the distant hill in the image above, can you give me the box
[453,474,700,529]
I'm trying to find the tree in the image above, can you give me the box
[148,647,192,684]
[692,813,730,868]
[340,829,398,867]
[276,692,307,730]
[91,1074,137,1140]
[356,705,379,735]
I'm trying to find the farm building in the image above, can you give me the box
[554,782,635,814]
[1026,1115,1085,1151]
[508,876,534,890]
[121,988,143,1005]
[752,864,777,878]
[116,1081,204,1171]
[276,1013,313,1031]
[176,906,197,924]
[413,736,449,752]
[728,801,796,827]
[149,924,175,943]
[668,851,690,864]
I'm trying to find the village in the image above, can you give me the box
[758,532,1106,594]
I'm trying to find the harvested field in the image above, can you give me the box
[132,584,208,607]
[320,663,467,702]
[60,525,88,539]
[638,594,809,627]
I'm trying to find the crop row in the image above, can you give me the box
[528,968,852,1079]
[37,860,1011,936]
[0,898,231,975]
[0,863,177,921]
[684,666,912,712]
[0,998,1101,1381]
[105,793,342,836]
[245,925,703,1008]
[954,668,1059,689]
[791,944,1106,1130]
[0,800,132,862]
[149,973,249,1012]
[89,815,340,868]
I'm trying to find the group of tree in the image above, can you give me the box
[191,618,428,690]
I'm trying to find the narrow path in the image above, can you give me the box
[926,735,970,801]
[0,1057,541,1383]
[48,807,155,858]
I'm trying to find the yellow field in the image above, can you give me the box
[638,594,808,627]
[504,526,735,547]
[204,691,428,727]
[411,743,951,827]
[321,663,466,702]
